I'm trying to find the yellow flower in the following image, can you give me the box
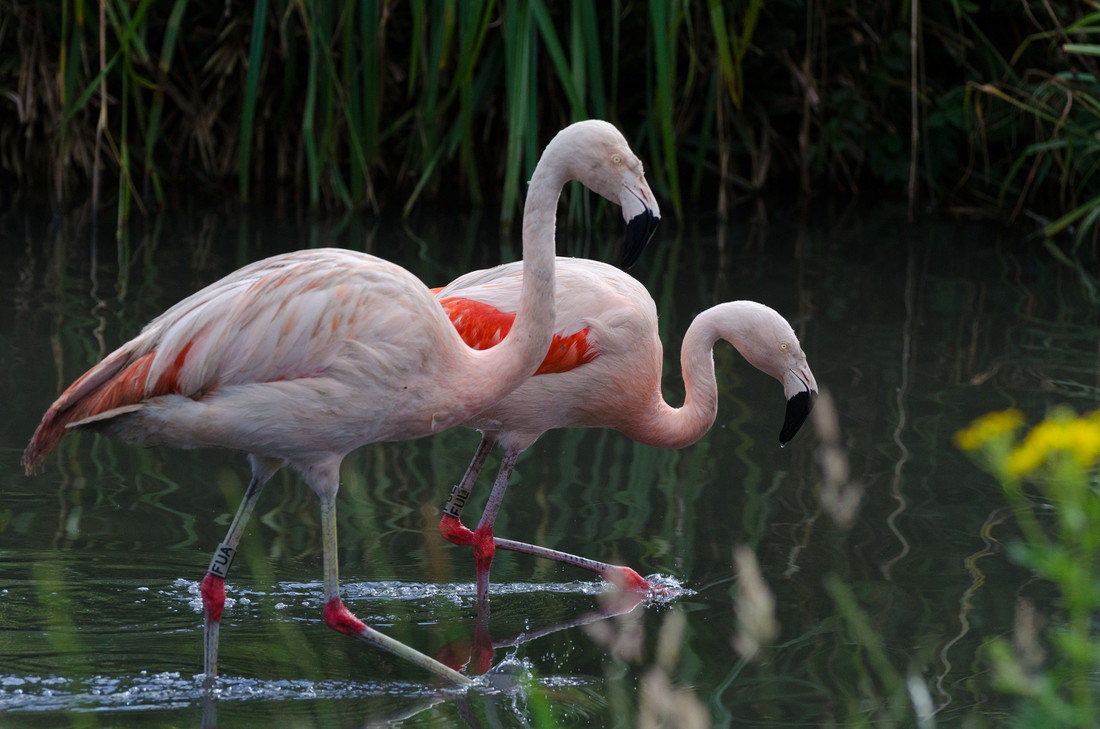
[1066,419,1100,468]
[1006,436,1044,478]
[954,409,1025,452]
[1005,412,1100,479]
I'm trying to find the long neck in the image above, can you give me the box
[509,164,564,371]
[458,155,565,409]
[627,309,722,449]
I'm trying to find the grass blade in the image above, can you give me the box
[239,0,268,202]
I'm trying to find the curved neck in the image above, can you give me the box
[457,153,566,409]
[627,309,722,449]
[511,163,565,363]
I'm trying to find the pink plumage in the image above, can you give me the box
[433,257,818,601]
[22,120,661,685]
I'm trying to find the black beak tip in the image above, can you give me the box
[620,208,660,269]
[779,388,817,445]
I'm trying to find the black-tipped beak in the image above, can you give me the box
[779,388,817,445]
[620,207,660,269]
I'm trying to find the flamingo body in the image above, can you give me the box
[433,258,818,598]
[23,120,661,684]
[30,251,497,470]
[435,296,599,376]
[436,258,662,450]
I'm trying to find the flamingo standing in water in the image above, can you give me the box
[433,258,818,601]
[22,120,660,685]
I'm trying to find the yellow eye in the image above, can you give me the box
[780,342,790,352]
[612,154,623,165]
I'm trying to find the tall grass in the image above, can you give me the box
[1,0,1098,251]
[967,10,1100,248]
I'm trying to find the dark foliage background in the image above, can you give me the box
[2,1,1098,245]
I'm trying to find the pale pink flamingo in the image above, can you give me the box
[433,258,818,601]
[22,120,660,686]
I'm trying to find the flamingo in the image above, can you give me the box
[22,120,661,686]
[432,258,818,601]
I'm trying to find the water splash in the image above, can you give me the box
[641,573,693,604]
[0,670,472,713]
[0,663,610,714]
[166,576,661,616]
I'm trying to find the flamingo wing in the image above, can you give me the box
[434,261,600,377]
[24,249,433,470]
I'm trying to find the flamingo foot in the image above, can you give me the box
[606,565,655,593]
[603,566,681,598]
[436,639,474,672]
[322,597,472,686]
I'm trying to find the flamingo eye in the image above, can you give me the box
[612,154,623,165]
[780,342,790,352]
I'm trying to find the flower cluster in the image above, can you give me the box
[953,409,1024,452]
[955,408,1100,480]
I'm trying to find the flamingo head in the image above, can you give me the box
[547,120,662,269]
[717,301,818,445]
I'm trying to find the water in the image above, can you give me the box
[1,202,1098,727]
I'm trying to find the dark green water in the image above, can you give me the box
[1,202,1098,727]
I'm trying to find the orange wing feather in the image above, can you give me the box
[23,342,197,472]
[438,297,597,376]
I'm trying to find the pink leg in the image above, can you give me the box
[441,441,656,595]
[494,537,653,592]
[202,471,270,686]
[439,434,496,548]
[470,450,518,602]
[317,491,471,685]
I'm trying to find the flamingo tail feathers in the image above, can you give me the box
[22,349,161,474]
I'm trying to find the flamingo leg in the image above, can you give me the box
[202,472,269,686]
[440,439,653,595]
[492,537,653,592]
[317,492,471,685]
[439,433,497,548]
[469,450,519,602]
[481,449,652,593]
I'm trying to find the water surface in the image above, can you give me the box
[2,202,1098,727]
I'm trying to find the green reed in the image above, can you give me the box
[238,0,266,203]
[965,10,1100,253]
[3,0,1099,257]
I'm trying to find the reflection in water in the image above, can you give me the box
[934,505,1011,713]
[3,202,1100,726]
[438,587,652,676]
[2,574,679,728]
[881,237,917,581]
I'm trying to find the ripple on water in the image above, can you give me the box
[163,575,691,616]
[0,660,605,714]
[0,574,687,713]
[0,670,474,713]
